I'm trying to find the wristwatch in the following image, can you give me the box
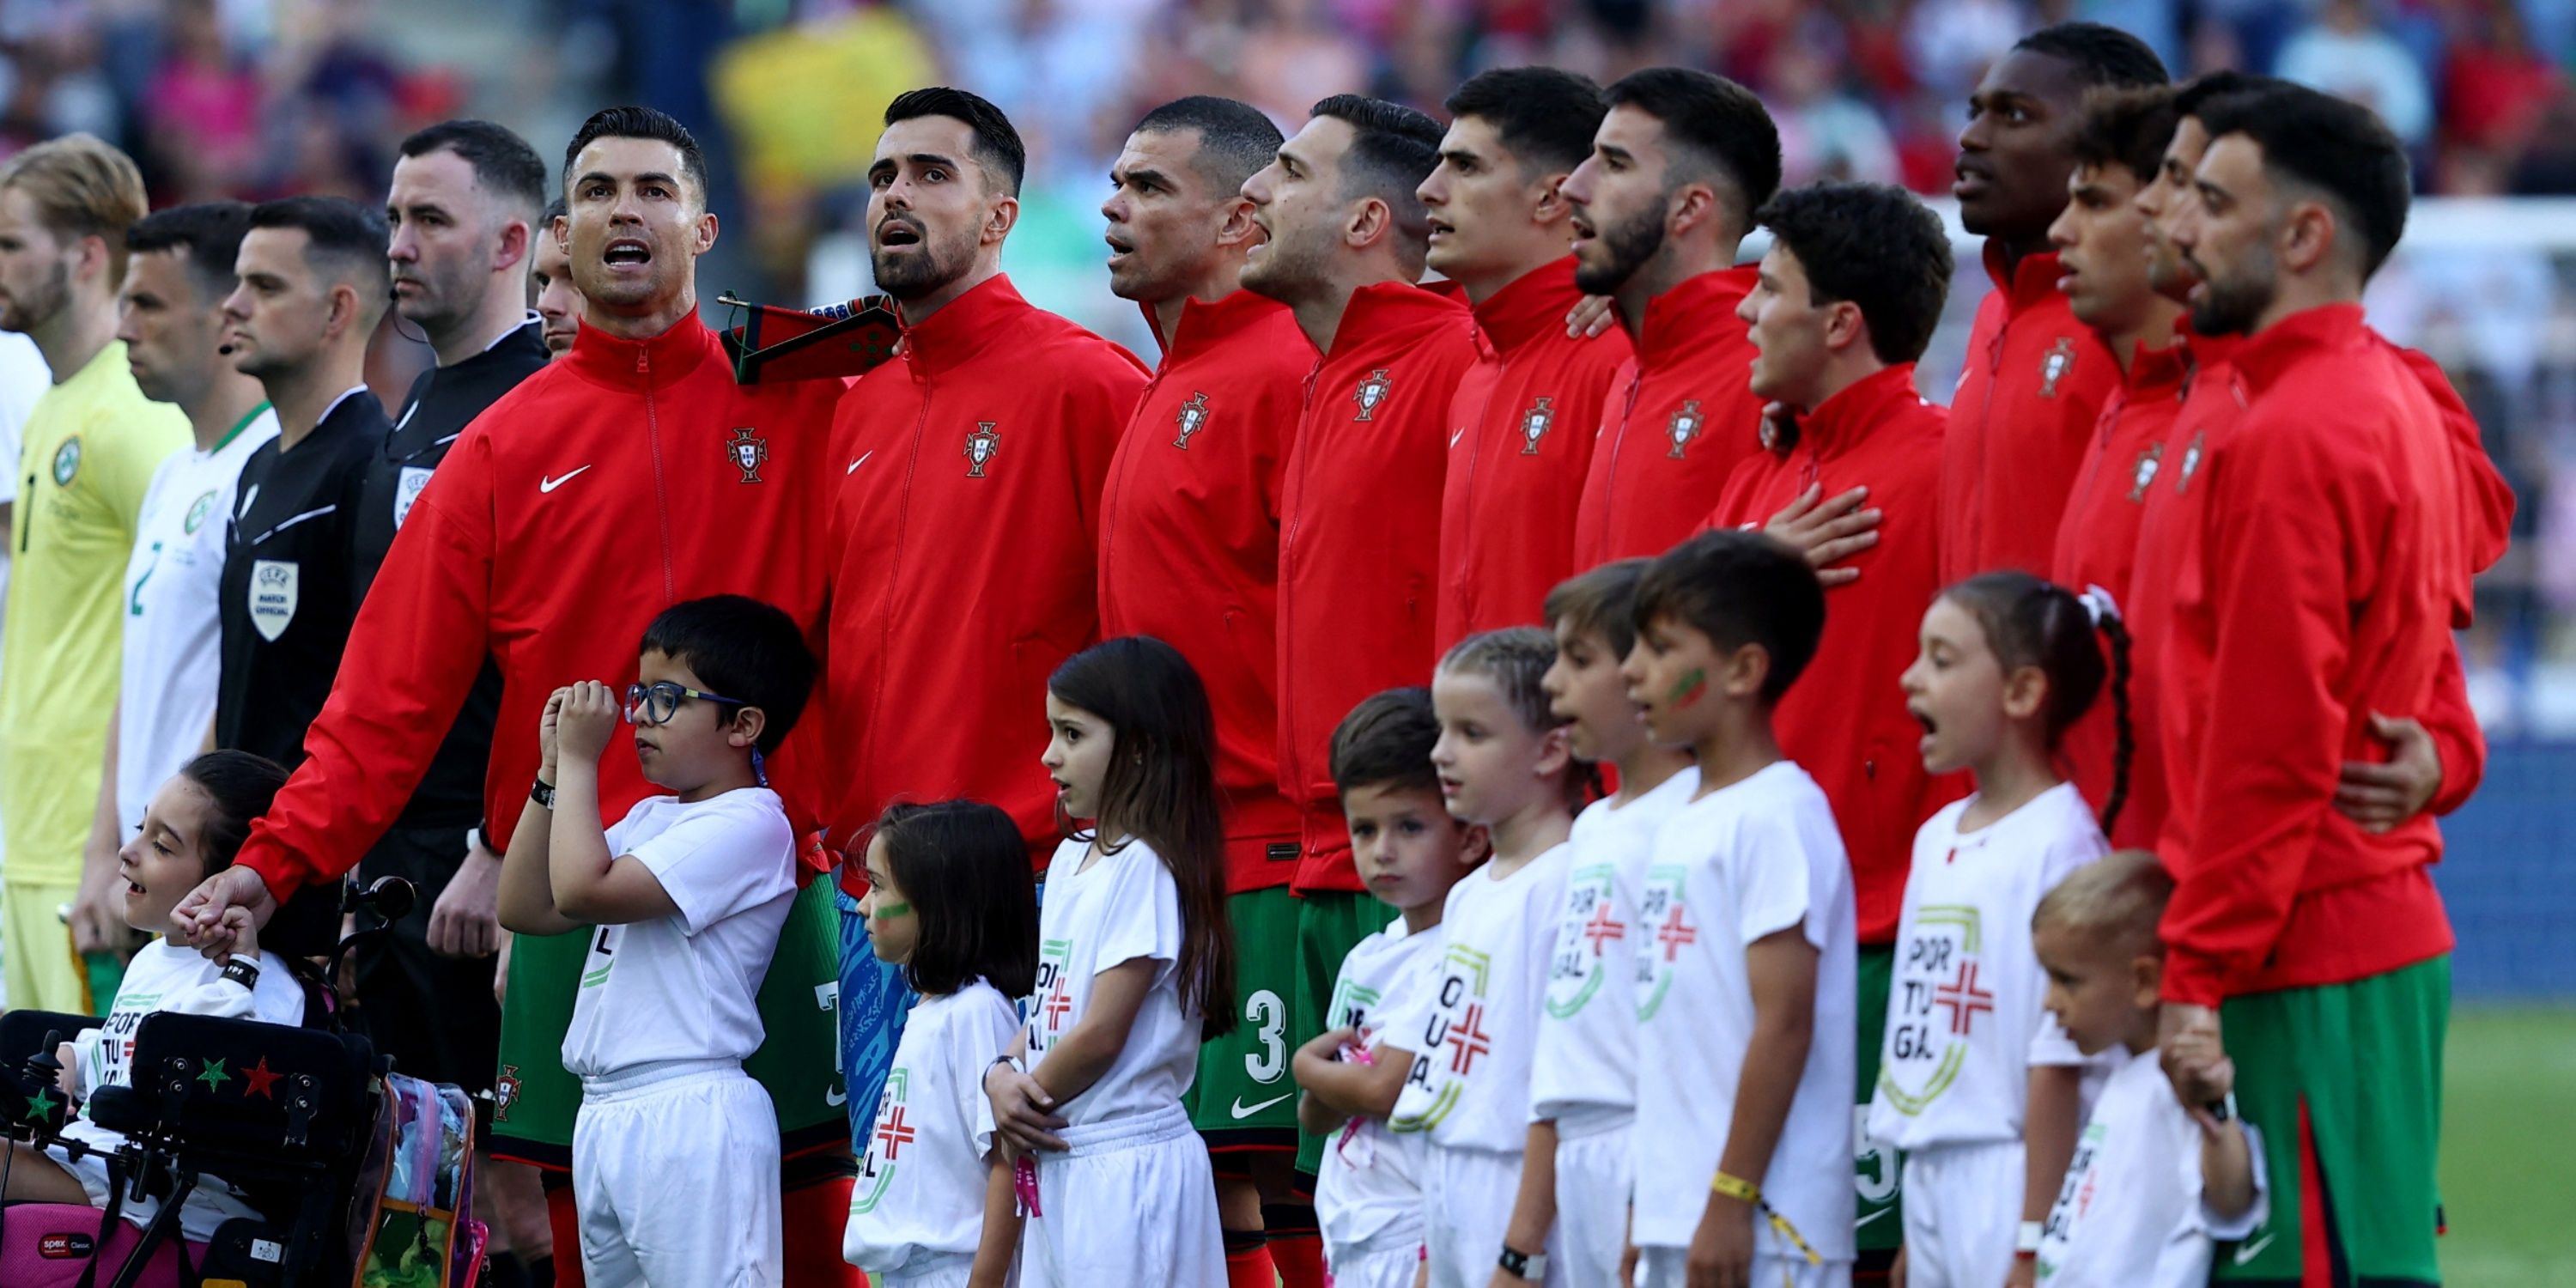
[221,958,261,990]
[1498,1246,1547,1281]
[531,777,556,811]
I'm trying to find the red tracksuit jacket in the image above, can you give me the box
[2050,340,2189,850]
[1435,258,1632,650]
[1099,290,1312,894]
[1571,267,1764,568]
[234,319,844,898]
[829,276,1147,866]
[1939,246,2120,583]
[2151,304,2483,1006]
[1279,281,1479,890]
[1709,364,1960,943]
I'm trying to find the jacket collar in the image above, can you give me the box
[1637,266,1756,368]
[2230,302,2370,397]
[1145,289,1303,368]
[1983,241,2070,314]
[1327,280,1468,359]
[2123,338,2190,401]
[899,273,1031,372]
[1793,363,1925,456]
[1470,258,1585,358]
[566,313,717,388]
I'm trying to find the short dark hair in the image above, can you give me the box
[179,750,290,878]
[400,118,548,219]
[2196,85,2410,277]
[1439,628,1564,736]
[1309,94,1443,252]
[637,594,817,755]
[563,106,710,204]
[1544,558,1654,659]
[1756,180,1953,365]
[247,195,391,288]
[1446,66,1607,175]
[2172,70,2283,122]
[542,197,566,227]
[1633,530,1826,704]
[2071,85,2180,184]
[1330,686,1440,798]
[2013,21,2170,92]
[1133,95,1284,197]
[125,200,254,301]
[1602,68,1783,235]
[886,87,1026,197]
[867,799,1040,997]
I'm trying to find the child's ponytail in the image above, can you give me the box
[2078,586,2135,839]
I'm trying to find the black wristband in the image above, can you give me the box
[532,778,556,811]
[221,958,260,990]
[476,821,498,854]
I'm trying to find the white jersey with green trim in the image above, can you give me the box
[845,980,1020,1274]
[1315,917,1437,1252]
[1868,782,2101,1151]
[1630,762,1855,1259]
[1384,842,1569,1153]
[1528,767,1698,1123]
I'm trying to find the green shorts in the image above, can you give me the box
[491,878,853,1174]
[1188,886,1304,1153]
[1855,942,1902,1262]
[2214,954,2449,1285]
[1291,889,1394,1180]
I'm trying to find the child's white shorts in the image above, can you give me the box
[574,1059,781,1288]
[1633,1246,1853,1288]
[875,1250,981,1288]
[1020,1103,1224,1287]
[1423,1143,1564,1288]
[1899,1139,2026,1288]
[1327,1230,1426,1288]
[1553,1109,1632,1286]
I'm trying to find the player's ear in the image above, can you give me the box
[985,192,1020,245]
[1346,195,1391,251]
[1825,300,1868,355]
[1533,172,1574,224]
[692,210,720,257]
[1217,196,1261,250]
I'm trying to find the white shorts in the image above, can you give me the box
[1633,1245,1852,1288]
[1553,1113,1631,1286]
[1897,1139,2024,1288]
[574,1060,782,1288]
[877,1250,979,1288]
[1021,1103,1224,1288]
[1327,1230,1425,1288]
[1423,1144,1562,1288]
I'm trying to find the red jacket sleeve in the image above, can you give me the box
[234,434,496,905]
[2159,429,2361,1006]
[2421,644,2485,817]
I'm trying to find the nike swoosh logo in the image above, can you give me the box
[847,451,873,475]
[1449,429,1466,447]
[539,465,592,493]
[2233,1232,2275,1266]
[1230,1092,1294,1120]
[1855,1209,1893,1230]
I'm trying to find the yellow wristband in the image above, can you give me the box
[1709,1170,1762,1203]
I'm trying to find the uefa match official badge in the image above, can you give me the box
[964,422,1000,477]
[2039,337,2077,398]
[1174,392,1211,449]
[1520,397,1555,454]
[2128,441,2165,501]
[726,428,769,483]
[1665,400,1705,458]
[1352,369,1393,421]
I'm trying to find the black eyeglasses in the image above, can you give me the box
[623,681,750,727]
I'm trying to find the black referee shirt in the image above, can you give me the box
[353,317,550,828]
[218,386,389,769]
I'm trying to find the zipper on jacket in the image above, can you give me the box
[639,347,677,604]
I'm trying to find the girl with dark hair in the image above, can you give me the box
[982,635,1235,1285]
[1874,573,2132,1286]
[843,799,1038,1285]
[2,752,308,1242]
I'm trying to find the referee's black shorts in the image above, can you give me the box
[354,822,503,1115]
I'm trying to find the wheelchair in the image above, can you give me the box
[0,876,467,1288]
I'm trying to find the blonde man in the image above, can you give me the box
[0,133,190,1010]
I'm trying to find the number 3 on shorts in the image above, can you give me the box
[1243,988,1285,1083]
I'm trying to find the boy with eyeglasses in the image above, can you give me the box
[495,593,817,1288]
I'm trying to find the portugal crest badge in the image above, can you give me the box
[2127,441,2165,501]
[1520,397,1555,454]
[964,422,1000,477]
[494,1065,521,1121]
[726,428,769,483]
[1174,392,1210,449]
[1665,400,1705,459]
[1352,369,1393,422]
[2039,337,2077,398]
